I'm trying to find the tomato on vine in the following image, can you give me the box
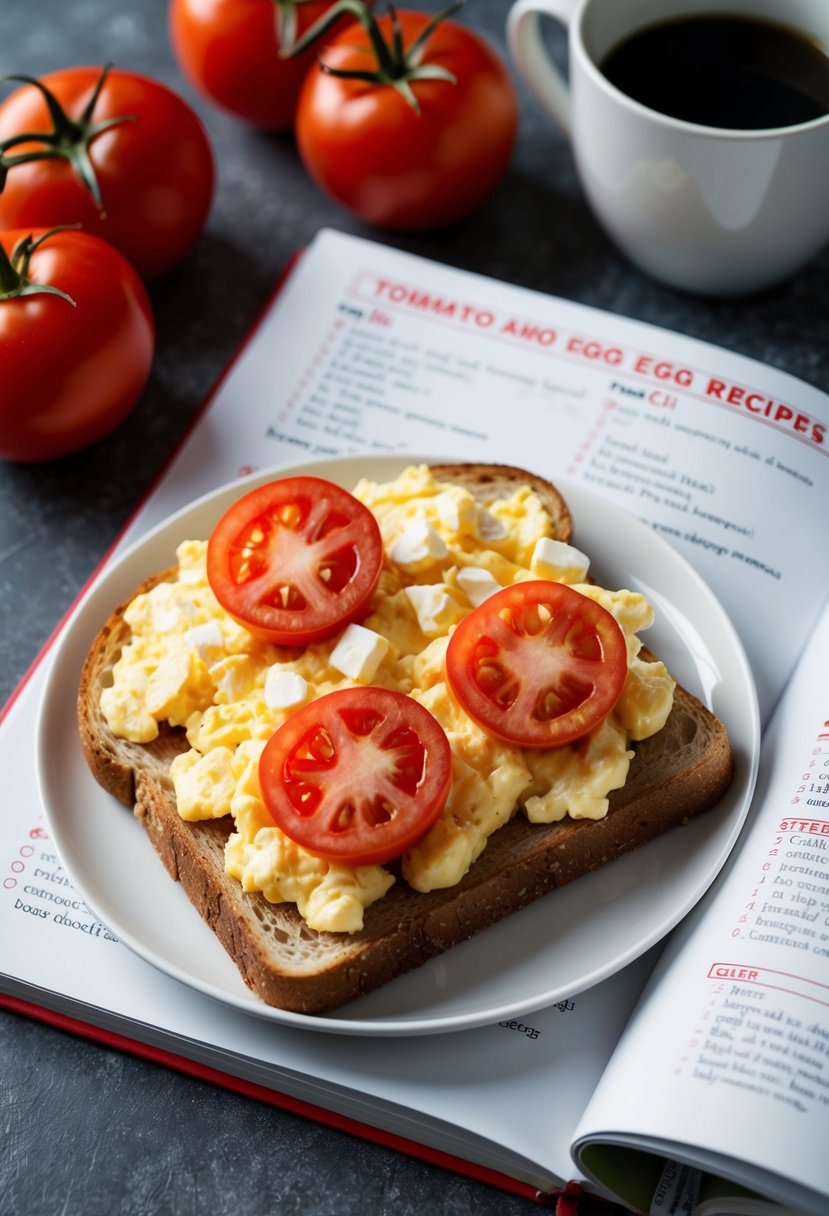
[0,227,155,462]
[289,0,518,230]
[169,0,348,131]
[0,66,214,280]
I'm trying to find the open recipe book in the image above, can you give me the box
[2,230,828,1215]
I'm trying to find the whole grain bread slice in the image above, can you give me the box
[77,464,733,1015]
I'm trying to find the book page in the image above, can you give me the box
[117,228,828,721]
[1,227,827,1196]
[1,653,653,1192]
[572,602,829,1216]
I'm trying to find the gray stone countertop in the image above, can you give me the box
[2,2,827,1213]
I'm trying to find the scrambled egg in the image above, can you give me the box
[101,465,674,933]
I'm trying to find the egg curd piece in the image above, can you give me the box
[145,647,215,726]
[402,683,531,892]
[170,745,237,821]
[353,465,554,576]
[222,741,395,934]
[572,583,675,740]
[101,538,276,742]
[620,656,675,740]
[100,666,158,743]
[524,716,633,823]
[103,466,676,934]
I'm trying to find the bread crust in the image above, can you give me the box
[76,464,734,1015]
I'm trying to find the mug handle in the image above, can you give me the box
[506,0,579,138]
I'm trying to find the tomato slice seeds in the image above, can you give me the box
[259,687,453,867]
[207,476,383,645]
[445,580,628,749]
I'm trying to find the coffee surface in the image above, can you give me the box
[600,14,829,130]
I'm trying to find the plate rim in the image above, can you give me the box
[35,451,761,1037]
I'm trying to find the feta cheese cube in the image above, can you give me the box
[330,624,390,682]
[404,584,463,636]
[209,654,257,704]
[433,489,477,538]
[475,507,509,541]
[390,518,448,567]
[530,538,590,583]
[456,566,502,607]
[264,668,308,710]
[184,620,225,660]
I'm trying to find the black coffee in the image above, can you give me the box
[600,14,829,130]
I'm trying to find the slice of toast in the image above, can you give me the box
[77,464,733,1015]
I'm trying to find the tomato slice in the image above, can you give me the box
[445,581,628,749]
[206,477,383,645]
[259,687,453,867]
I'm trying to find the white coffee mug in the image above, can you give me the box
[506,0,829,295]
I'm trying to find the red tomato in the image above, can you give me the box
[0,227,154,463]
[294,7,518,229]
[169,0,343,131]
[0,66,214,280]
[259,686,453,866]
[445,581,628,749]
[207,476,384,645]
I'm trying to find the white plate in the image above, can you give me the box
[36,453,760,1037]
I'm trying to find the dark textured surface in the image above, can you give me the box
[2,2,828,1213]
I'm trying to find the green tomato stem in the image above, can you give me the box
[0,241,19,294]
[0,65,135,215]
[283,0,462,111]
[271,0,328,52]
[0,227,77,305]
